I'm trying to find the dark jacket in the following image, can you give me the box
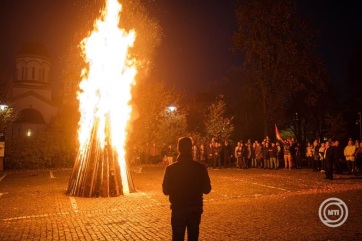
[162,154,211,210]
[223,143,232,157]
[333,145,344,162]
[325,146,335,162]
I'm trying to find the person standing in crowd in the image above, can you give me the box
[167,144,176,165]
[206,142,214,168]
[319,142,326,173]
[344,140,356,174]
[289,138,297,169]
[294,142,302,169]
[355,142,362,174]
[241,142,249,169]
[162,137,212,241]
[255,142,263,168]
[235,141,243,169]
[263,142,270,169]
[223,140,233,168]
[276,141,282,169]
[246,139,252,168]
[192,142,199,162]
[269,142,278,169]
[355,140,360,150]
[199,144,207,165]
[324,141,334,180]
[306,142,313,168]
[312,140,320,171]
[251,142,257,168]
[333,140,344,175]
[149,142,159,164]
[283,140,292,170]
[213,141,221,169]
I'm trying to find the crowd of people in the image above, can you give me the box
[155,136,362,180]
[136,136,362,180]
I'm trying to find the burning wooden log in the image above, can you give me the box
[67,118,135,197]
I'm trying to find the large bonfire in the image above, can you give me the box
[67,0,136,197]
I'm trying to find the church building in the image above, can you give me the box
[9,41,58,138]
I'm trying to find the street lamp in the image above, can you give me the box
[167,106,177,113]
[0,104,8,111]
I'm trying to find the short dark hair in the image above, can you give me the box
[177,137,192,154]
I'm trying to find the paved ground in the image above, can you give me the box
[0,165,362,241]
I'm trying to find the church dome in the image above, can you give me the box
[17,41,49,58]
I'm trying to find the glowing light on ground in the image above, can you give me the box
[67,0,136,197]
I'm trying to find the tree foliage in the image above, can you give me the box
[157,108,188,147]
[204,95,234,141]
[232,0,327,136]
[128,80,187,154]
[0,106,16,133]
[322,113,348,141]
[0,71,16,133]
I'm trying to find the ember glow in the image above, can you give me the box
[67,0,136,197]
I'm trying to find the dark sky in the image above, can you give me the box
[1,0,361,98]
[299,0,362,100]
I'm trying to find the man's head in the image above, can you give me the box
[177,137,193,155]
[333,140,339,146]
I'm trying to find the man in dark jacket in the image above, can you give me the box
[324,141,335,180]
[162,137,212,241]
[333,140,344,174]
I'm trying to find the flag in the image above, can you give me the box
[275,124,284,142]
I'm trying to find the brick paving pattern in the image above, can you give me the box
[1,166,362,240]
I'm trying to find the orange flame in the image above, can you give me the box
[77,0,136,194]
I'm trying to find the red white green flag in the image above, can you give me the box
[275,124,284,142]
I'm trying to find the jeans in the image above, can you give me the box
[251,158,257,168]
[270,157,277,169]
[213,155,220,168]
[284,154,292,169]
[171,207,202,241]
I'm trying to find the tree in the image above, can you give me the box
[322,113,348,141]
[186,92,215,136]
[204,95,234,141]
[0,106,16,133]
[128,80,187,154]
[158,107,187,147]
[0,70,16,133]
[232,0,327,136]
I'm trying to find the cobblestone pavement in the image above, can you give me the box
[1,166,362,240]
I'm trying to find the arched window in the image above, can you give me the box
[15,108,45,124]
[32,67,35,80]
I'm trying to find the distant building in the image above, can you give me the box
[8,41,58,138]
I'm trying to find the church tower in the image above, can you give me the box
[10,41,58,137]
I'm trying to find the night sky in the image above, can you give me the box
[1,0,361,98]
